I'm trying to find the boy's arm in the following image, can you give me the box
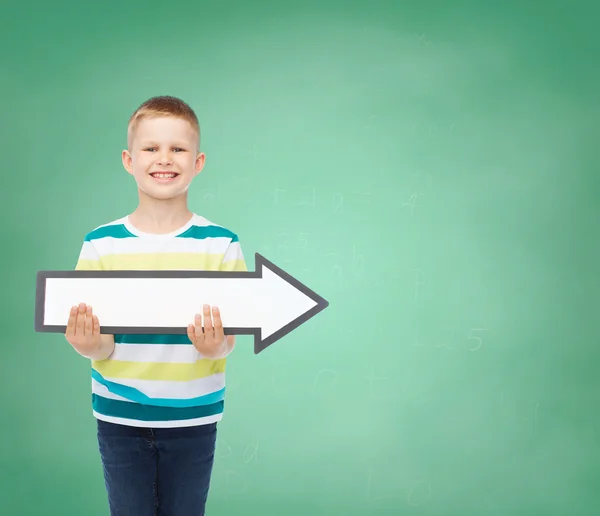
[217,236,248,357]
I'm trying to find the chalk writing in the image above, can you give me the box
[243,436,259,464]
[403,192,420,216]
[332,193,344,214]
[365,365,388,396]
[366,465,384,502]
[466,328,488,351]
[217,439,232,459]
[294,184,317,209]
[312,368,339,393]
[273,183,286,206]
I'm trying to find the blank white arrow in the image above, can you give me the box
[35,253,329,354]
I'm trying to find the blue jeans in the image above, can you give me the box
[96,418,217,516]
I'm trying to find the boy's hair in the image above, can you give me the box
[127,95,200,151]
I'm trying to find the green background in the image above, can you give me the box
[1,0,598,515]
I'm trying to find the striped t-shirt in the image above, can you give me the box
[74,213,248,428]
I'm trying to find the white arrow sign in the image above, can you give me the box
[35,253,329,354]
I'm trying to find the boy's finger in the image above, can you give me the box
[85,306,93,334]
[194,313,204,339]
[212,306,224,341]
[76,303,86,336]
[203,304,213,334]
[66,306,77,337]
[93,315,100,336]
[187,323,196,344]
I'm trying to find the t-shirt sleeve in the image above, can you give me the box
[75,236,103,270]
[219,235,248,272]
[216,234,247,359]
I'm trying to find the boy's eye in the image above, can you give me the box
[144,147,184,152]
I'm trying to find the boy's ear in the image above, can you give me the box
[195,152,205,176]
[122,149,134,175]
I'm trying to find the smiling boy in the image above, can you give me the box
[64,95,247,515]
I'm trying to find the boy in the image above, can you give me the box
[64,95,247,516]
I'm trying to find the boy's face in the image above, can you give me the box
[122,116,204,201]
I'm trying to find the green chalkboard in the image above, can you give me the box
[1,0,598,515]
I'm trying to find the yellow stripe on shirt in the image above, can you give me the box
[93,357,227,382]
[77,255,247,272]
[99,252,224,270]
[76,259,102,270]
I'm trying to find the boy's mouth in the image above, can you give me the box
[150,172,179,183]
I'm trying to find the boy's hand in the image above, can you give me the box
[65,303,102,357]
[188,304,233,359]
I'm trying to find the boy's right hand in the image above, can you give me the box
[65,303,102,357]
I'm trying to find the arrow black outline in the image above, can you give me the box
[35,252,329,354]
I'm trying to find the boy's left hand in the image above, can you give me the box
[188,304,234,359]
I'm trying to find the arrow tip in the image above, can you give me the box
[253,253,329,354]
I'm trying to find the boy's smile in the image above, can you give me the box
[150,171,180,183]
[122,116,204,201]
